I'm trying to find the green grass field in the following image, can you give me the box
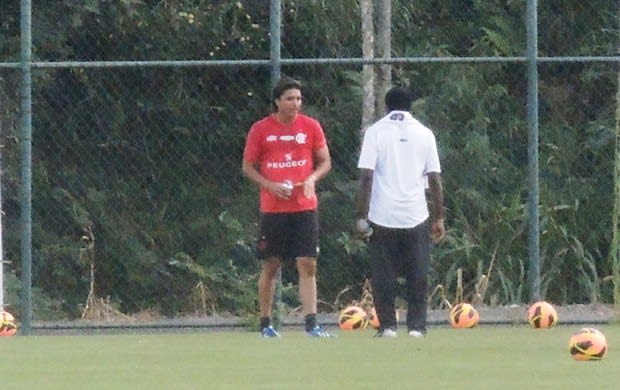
[0,324,617,389]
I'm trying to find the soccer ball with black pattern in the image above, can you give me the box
[338,306,368,330]
[527,301,558,329]
[569,328,607,361]
[449,303,479,328]
[0,311,17,336]
[368,306,399,330]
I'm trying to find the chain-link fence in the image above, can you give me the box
[1,1,619,329]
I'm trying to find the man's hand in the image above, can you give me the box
[354,218,373,240]
[267,181,292,199]
[431,219,445,243]
[301,176,316,199]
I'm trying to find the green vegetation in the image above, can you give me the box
[0,1,618,319]
[1,325,618,389]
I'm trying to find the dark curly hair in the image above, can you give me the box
[385,86,415,111]
[271,76,302,112]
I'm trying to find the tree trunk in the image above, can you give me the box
[360,0,375,136]
[612,49,620,315]
[375,0,392,116]
[611,0,620,317]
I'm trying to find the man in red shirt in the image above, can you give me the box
[242,76,333,338]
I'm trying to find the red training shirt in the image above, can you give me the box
[243,113,327,213]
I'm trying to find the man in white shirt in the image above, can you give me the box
[356,86,446,338]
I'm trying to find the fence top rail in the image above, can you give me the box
[1,56,620,70]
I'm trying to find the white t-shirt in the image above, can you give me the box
[357,111,441,228]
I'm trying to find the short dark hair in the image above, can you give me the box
[385,86,415,111]
[272,76,302,111]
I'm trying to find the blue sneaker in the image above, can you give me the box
[306,325,335,338]
[261,326,281,338]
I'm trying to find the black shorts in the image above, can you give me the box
[256,211,319,260]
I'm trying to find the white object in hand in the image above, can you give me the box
[281,180,293,197]
[355,218,373,239]
[356,218,370,232]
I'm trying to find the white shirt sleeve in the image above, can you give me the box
[424,133,441,174]
[357,128,377,170]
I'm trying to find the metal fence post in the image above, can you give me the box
[526,0,541,303]
[19,0,33,335]
[270,0,283,330]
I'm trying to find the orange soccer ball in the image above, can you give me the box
[527,301,558,329]
[0,311,17,336]
[449,303,480,328]
[569,328,608,361]
[368,306,399,329]
[338,305,368,330]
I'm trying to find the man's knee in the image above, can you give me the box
[296,257,317,277]
[261,258,281,278]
